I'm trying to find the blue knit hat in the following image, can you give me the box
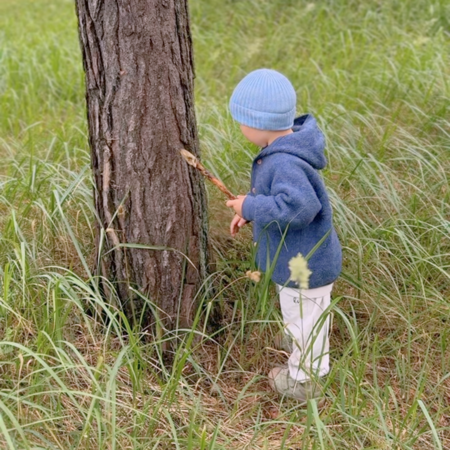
[229,68,297,131]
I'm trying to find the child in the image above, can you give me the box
[226,68,342,402]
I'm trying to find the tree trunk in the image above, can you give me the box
[74,0,208,331]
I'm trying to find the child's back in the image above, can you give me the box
[242,113,342,289]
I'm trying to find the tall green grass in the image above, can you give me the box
[0,0,449,448]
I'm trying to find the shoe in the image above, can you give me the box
[268,366,324,404]
[273,332,293,352]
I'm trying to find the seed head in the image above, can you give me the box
[246,270,261,283]
[288,253,312,289]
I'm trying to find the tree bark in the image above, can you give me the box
[74,0,208,331]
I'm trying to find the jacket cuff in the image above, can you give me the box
[242,195,256,222]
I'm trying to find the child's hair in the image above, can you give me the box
[229,68,296,131]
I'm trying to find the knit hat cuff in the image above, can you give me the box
[229,102,296,131]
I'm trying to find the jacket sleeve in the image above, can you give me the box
[241,164,322,229]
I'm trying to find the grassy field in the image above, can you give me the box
[0,0,449,448]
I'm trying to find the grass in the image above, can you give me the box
[0,0,449,448]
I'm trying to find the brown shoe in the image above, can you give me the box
[268,366,324,405]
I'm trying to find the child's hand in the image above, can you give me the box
[226,195,247,217]
[230,214,248,237]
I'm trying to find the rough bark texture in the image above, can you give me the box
[75,0,208,330]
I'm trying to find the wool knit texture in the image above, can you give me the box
[242,115,342,289]
[229,69,296,130]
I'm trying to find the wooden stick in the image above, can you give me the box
[180,149,237,200]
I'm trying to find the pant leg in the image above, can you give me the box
[277,283,333,382]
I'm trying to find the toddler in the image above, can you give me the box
[226,69,342,402]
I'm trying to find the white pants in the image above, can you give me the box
[277,283,333,382]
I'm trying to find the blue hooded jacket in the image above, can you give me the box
[241,114,342,288]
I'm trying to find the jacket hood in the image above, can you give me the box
[259,114,327,170]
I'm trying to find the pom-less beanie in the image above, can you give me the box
[229,68,297,131]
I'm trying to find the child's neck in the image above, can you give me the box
[266,129,294,146]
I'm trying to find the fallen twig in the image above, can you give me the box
[180,149,237,200]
